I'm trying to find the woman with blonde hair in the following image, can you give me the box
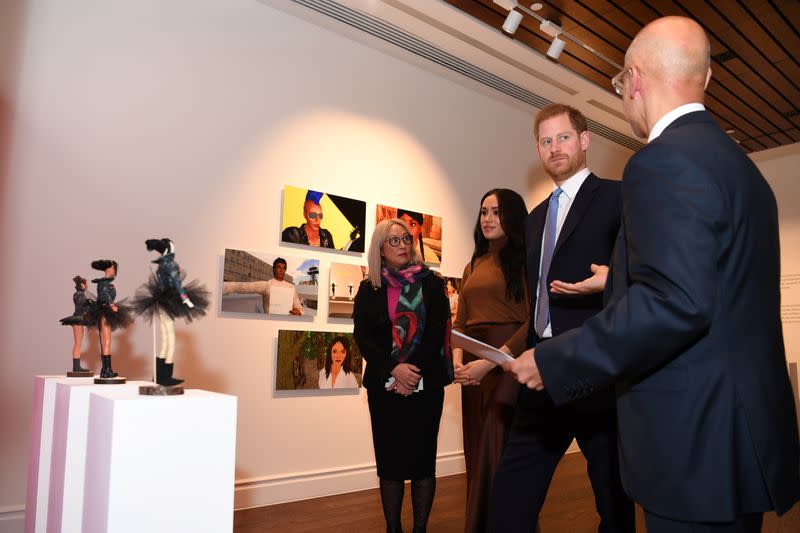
[353,218,453,533]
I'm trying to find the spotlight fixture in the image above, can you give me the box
[502,10,523,35]
[538,20,564,60]
[492,0,622,70]
[546,36,566,60]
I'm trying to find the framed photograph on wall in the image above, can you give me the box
[376,204,442,265]
[328,263,367,320]
[221,248,319,317]
[276,330,363,391]
[443,276,461,322]
[281,185,366,253]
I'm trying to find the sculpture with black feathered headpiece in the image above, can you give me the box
[87,259,133,383]
[132,238,210,389]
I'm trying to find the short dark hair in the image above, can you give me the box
[73,275,87,290]
[272,257,287,270]
[91,259,118,275]
[145,238,172,254]
[534,104,588,140]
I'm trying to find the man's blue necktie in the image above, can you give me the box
[535,188,562,338]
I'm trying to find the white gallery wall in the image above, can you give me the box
[4,1,799,529]
[0,0,637,526]
[752,143,800,368]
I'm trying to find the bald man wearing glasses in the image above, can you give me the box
[505,16,800,532]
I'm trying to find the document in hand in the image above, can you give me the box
[452,331,514,365]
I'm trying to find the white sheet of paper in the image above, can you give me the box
[452,330,514,365]
[268,285,294,315]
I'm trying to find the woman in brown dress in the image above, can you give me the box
[452,188,529,533]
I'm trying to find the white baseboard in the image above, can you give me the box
[0,506,24,533]
[234,450,466,509]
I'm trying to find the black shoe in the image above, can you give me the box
[100,355,118,379]
[159,362,184,386]
[72,358,90,372]
[155,357,165,383]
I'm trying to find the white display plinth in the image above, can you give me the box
[82,388,237,533]
[47,380,151,533]
[24,375,82,533]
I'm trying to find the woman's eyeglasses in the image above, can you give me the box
[307,212,323,220]
[385,234,413,247]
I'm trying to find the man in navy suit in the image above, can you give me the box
[506,16,800,532]
[488,103,634,532]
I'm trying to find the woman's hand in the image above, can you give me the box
[391,363,421,390]
[452,347,464,367]
[110,304,119,312]
[459,359,496,386]
[454,363,478,386]
[453,347,467,383]
[392,381,416,396]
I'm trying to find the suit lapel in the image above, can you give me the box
[527,201,548,276]
[553,174,599,257]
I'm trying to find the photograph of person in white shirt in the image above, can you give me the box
[318,335,359,389]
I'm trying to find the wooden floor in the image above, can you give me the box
[234,452,800,532]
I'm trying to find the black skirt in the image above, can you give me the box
[59,314,94,327]
[132,275,210,323]
[367,385,444,480]
[89,301,134,331]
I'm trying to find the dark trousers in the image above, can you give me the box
[488,387,635,533]
[645,510,763,533]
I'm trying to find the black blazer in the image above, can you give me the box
[536,111,800,521]
[526,173,621,340]
[353,273,451,391]
[526,173,621,410]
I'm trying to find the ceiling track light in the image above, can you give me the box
[547,36,566,60]
[502,10,523,35]
[493,1,622,70]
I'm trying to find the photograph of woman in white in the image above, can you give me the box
[318,335,359,389]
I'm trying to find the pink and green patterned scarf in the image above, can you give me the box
[382,265,453,380]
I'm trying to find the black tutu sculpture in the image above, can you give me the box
[87,259,133,383]
[132,238,209,390]
[59,275,96,376]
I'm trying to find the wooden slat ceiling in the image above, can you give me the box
[443,0,800,153]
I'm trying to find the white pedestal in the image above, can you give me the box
[25,375,63,533]
[82,388,237,533]
[47,380,151,533]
